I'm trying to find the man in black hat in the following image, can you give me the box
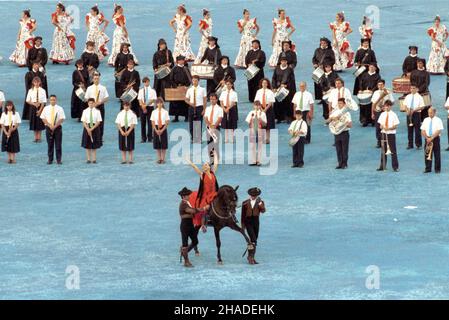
[312,37,335,101]
[410,58,431,119]
[178,187,207,267]
[402,46,419,76]
[277,40,297,70]
[353,38,377,95]
[245,39,266,102]
[241,187,266,264]
[169,55,191,122]
[152,39,175,99]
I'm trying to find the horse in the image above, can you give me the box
[205,185,256,265]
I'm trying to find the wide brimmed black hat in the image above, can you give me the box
[176,55,186,61]
[248,187,261,197]
[178,187,192,197]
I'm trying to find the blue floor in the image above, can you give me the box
[1,0,449,299]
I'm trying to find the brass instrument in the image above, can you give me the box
[426,140,434,161]
[373,88,390,112]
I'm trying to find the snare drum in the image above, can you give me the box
[392,77,411,94]
[322,90,332,103]
[356,90,373,105]
[244,64,260,80]
[421,93,432,107]
[275,87,290,102]
[120,88,138,103]
[216,85,225,98]
[191,64,215,79]
[155,66,171,79]
[164,86,188,101]
[75,87,86,102]
[312,67,325,83]
[353,66,366,78]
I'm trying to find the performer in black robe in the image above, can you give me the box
[119,59,141,117]
[318,63,339,120]
[276,41,297,69]
[152,39,175,99]
[358,63,381,126]
[71,59,89,120]
[402,46,419,76]
[80,41,100,69]
[353,39,377,95]
[213,56,236,100]
[445,57,449,100]
[114,43,135,98]
[169,55,191,122]
[312,37,335,100]
[201,37,222,97]
[23,63,48,120]
[26,36,48,71]
[410,58,431,120]
[245,39,266,103]
[272,53,296,123]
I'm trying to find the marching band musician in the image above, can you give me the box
[254,78,276,143]
[292,82,314,144]
[327,78,352,115]
[219,79,238,144]
[185,75,207,143]
[288,110,308,168]
[358,62,380,127]
[377,100,399,172]
[353,38,377,96]
[114,43,135,98]
[329,98,352,169]
[246,101,266,166]
[410,58,431,120]
[169,55,191,122]
[84,73,109,140]
[152,39,174,99]
[26,36,48,71]
[272,53,296,123]
[80,41,100,70]
[245,39,266,103]
[371,79,394,148]
[312,37,335,101]
[213,56,236,99]
[119,59,141,116]
[277,40,297,69]
[40,95,65,165]
[70,59,89,121]
[444,96,449,150]
[138,77,157,143]
[318,63,338,120]
[204,93,223,164]
[200,36,222,97]
[404,85,424,150]
[23,62,48,120]
[402,46,419,76]
[421,107,443,173]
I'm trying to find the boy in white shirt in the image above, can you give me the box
[116,101,138,164]
[246,101,267,166]
[288,110,308,168]
[292,82,314,143]
[377,100,400,172]
[81,98,103,163]
[40,95,66,164]
[204,93,223,164]
[138,77,157,143]
[403,85,424,149]
[185,75,207,143]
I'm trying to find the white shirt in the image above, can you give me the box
[254,88,275,105]
[288,119,308,137]
[377,111,400,134]
[219,89,238,107]
[403,93,424,110]
[26,87,47,104]
[85,84,109,103]
[40,104,66,125]
[245,110,267,126]
[250,199,257,208]
[150,108,170,126]
[444,96,449,113]
[81,107,102,125]
[204,104,224,126]
[185,85,207,106]
[328,87,352,110]
[0,111,21,126]
[330,107,352,132]
[421,116,444,137]
[371,89,395,106]
[0,91,5,103]
[292,90,314,111]
[138,86,157,106]
[115,109,138,127]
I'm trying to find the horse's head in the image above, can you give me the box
[216,185,239,215]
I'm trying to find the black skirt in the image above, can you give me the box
[29,107,45,131]
[22,102,31,121]
[71,88,87,119]
[265,106,276,129]
[221,105,238,129]
[81,127,102,149]
[169,101,188,117]
[153,126,168,150]
[1,127,20,153]
[118,127,135,151]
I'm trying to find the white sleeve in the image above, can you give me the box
[245,112,252,124]
[103,87,109,99]
[97,110,103,122]
[115,112,121,124]
[138,89,144,101]
[60,107,66,120]
[445,97,449,107]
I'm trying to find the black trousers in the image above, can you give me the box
[180,219,198,248]
[322,100,329,120]
[407,112,422,148]
[425,137,441,172]
[335,130,349,167]
[447,118,449,146]
[374,111,382,145]
[140,106,153,142]
[302,110,311,143]
[189,106,203,143]
[380,133,399,170]
[360,103,373,125]
[244,216,260,245]
[46,126,62,162]
[292,137,305,166]
[97,104,105,140]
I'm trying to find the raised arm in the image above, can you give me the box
[186,158,203,176]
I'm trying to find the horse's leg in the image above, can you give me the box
[228,222,256,264]
[214,227,223,264]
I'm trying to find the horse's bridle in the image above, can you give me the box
[211,201,234,220]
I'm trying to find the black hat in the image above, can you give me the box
[360,38,370,45]
[252,39,261,47]
[282,40,292,47]
[320,37,331,46]
[178,187,192,197]
[176,55,186,61]
[409,45,418,52]
[248,187,261,197]
[208,36,218,43]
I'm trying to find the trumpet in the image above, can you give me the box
[426,140,434,161]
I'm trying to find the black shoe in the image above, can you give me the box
[376,143,381,148]
[57,161,62,165]
[435,170,441,174]
[47,161,53,165]
[423,170,431,173]
[335,166,343,169]
[141,140,146,143]
[184,117,188,122]
[376,167,385,171]
[249,163,257,166]
[362,123,368,127]
[416,146,422,150]
[393,168,399,172]
[291,164,298,168]
[407,146,413,150]
[298,164,304,168]
[341,165,348,169]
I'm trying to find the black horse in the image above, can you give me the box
[206,185,256,264]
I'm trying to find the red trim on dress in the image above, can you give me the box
[199,19,208,30]
[286,16,292,28]
[185,15,192,26]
